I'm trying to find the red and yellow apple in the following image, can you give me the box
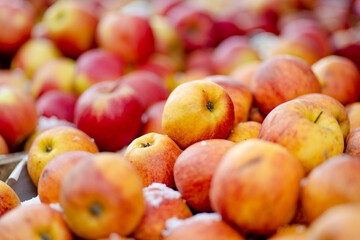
[0,135,9,155]
[227,121,262,143]
[345,128,360,158]
[230,61,261,90]
[268,224,308,240]
[0,180,20,217]
[345,102,360,133]
[141,100,166,135]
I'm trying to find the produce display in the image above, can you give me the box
[0,0,360,239]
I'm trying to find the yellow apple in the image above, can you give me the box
[227,121,262,143]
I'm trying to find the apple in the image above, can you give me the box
[345,102,360,133]
[120,70,169,110]
[131,183,193,240]
[36,90,78,123]
[96,234,135,240]
[268,224,308,240]
[230,61,261,90]
[162,80,235,149]
[0,134,9,155]
[204,75,253,124]
[74,48,125,95]
[165,3,216,52]
[0,0,36,55]
[212,36,260,75]
[251,55,321,116]
[248,106,265,123]
[345,128,360,158]
[314,0,350,33]
[60,152,145,239]
[137,53,180,80]
[301,154,360,223]
[97,12,155,63]
[0,180,20,217]
[312,55,360,105]
[213,17,243,44]
[30,57,75,99]
[141,100,166,135]
[11,38,61,78]
[210,139,304,235]
[297,93,350,140]
[42,1,98,58]
[0,69,28,92]
[0,85,38,152]
[38,151,94,204]
[227,121,262,143]
[124,133,182,188]
[27,125,99,186]
[163,213,245,240]
[185,48,215,76]
[74,80,144,151]
[0,204,73,239]
[174,139,235,212]
[259,99,344,173]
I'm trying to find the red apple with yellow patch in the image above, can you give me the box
[227,121,262,143]
[0,180,20,217]
[345,102,360,133]
[230,61,261,90]
[0,135,9,155]
[268,224,308,240]
[345,128,360,158]
[162,80,235,149]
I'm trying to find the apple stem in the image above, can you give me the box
[39,232,51,240]
[139,142,152,148]
[206,101,214,112]
[314,111,324,124]
[90,203,103,217]
[45,146,52,153]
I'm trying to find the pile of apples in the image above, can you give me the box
[1,0,360,239]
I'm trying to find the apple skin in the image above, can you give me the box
[36,90,78,123]
[60,153,145,239]
[345,102,360,133]
[141,100,166,135]
[210,139,304,235]
[0,1,36,55]
[74,48,125,95]
[121,70,169,110]
[0,85,38,152]
[312,55,360,105]
[204,75,253,124]
[307,203,360,240]
[230,61,261,90]
[0,204,74,240]
[0,180,20,217]
[97,12,155,63]
[297,93,350,140]
[27,126,99,186]
[301,154,360,223]
[268,224,308,240]
[0,135,9,155]
[227,121,262,143]
[259,99,344,173]
[345,128,360,158]
[124,133,182,188]
[74,80,144,151]
[162,80,235,149]
[11,38,61,78]
[185,48,215,76]
[30,58,75,99]
[38,151,94,204]
[251,55,321,116]
[43,1,98,58]
[163,213,245,240]
[212,36,260,75]
[0,69,28,91]
[174,139,235,212]
[131,183,193,240]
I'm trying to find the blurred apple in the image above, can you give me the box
[36,90,77,123]
[174,139,235,212]
[0,134,9,155]
[60,153,145,239]
[302,154,360,223]
[230,61,261,90]
[27,125,99,186]
[227,121,262,143]
[307,203,360,240]
[30,57,75,99]
[141,100,166,135]
[97,12,155,63]
[213,17,243,45]
[131,183,193,240]
[121,70,169,110]
[38,151,94,204]
[268,224,308,240]
[11,38,61,78]
[137,53,180,79]
[0,204,73,240]
[124,133,182,188]
[0,180,20,217]
[251,55,321,115]
[345,128,360,158]
[0,85,38,151]
[0,69,28,92]
[163,213,245,240]
[74,81,144,151]
[259,99,344,173]
[210,139,304,235]
[249,106,265,123]
[345,102,360,133]
[185,48,215,76]
[162,80,234,149]
[42,1,98,58]
[0,0,36,55]
[74,48,125,95]
[212,36,260,75]
[312,55,360,105]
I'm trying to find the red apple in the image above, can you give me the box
[345,128,360,158]
[185,48,215,76]
[345,102,360,133]
[74,80,144,151]
[0,134,9,155]
[141,100,166,135]
[0,69,28,91]
[230,61,261,90]
[0,180,20,217]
